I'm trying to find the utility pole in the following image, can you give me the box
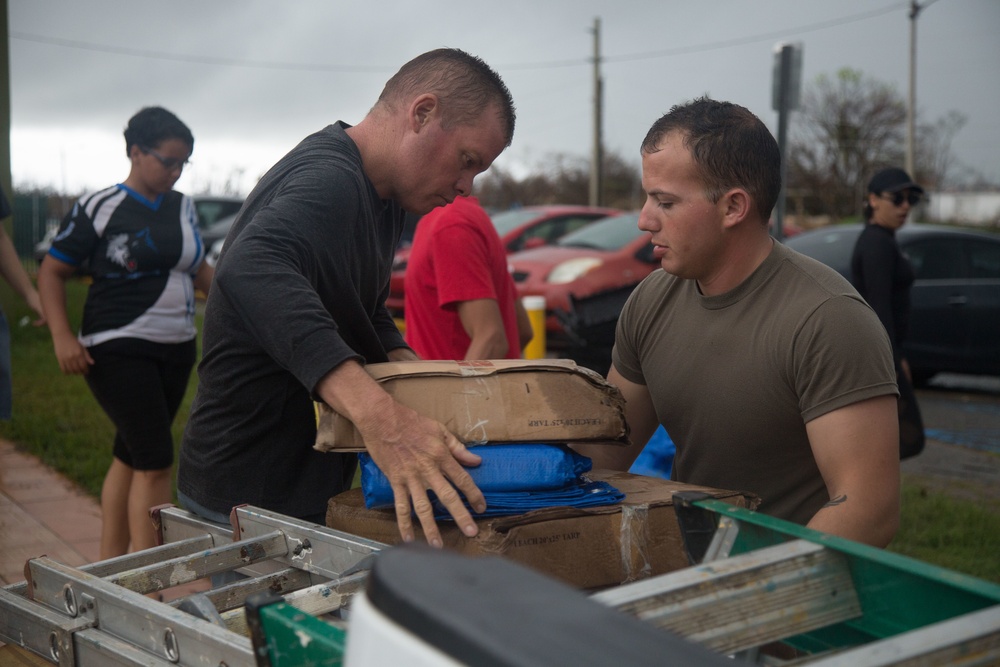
[907,0,940,178]
[1,0,13,200]
[771,42,802,242]
[589,17,603,208]
[906,0,919,177]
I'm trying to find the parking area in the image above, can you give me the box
[904,374,1000,503]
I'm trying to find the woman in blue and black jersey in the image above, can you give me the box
[38,107,215,558]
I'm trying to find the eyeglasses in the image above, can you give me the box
[140,146,191,171]
[881,191,922,207]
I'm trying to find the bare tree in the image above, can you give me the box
[788,68,973,219]
[476,150,641,212]
[602,152,643,210]
[916,110,967,190]
[473,164,522,210]
[788,68,906,220]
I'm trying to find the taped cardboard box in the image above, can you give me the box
[326,470,759,591]
[314,359,629,453]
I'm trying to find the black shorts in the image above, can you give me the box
[85,337,196,470]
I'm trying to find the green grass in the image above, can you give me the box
[1,274,999,582]
[0,276,198,499]
[889,481,1000,582]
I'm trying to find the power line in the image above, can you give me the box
[601,3,906,64]
[10,31,391,73]
[11,4,907,73]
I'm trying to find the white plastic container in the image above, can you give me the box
[343,591,463,667]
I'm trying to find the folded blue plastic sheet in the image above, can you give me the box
[436,480,625,519]
[359,443,624,519]
[629,425,675,480]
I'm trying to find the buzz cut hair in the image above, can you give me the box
[376,48,516,148]
[641,97,781,222]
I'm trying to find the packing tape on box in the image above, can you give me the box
[619,503,653,583]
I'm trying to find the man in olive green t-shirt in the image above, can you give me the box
[576,99,900,548]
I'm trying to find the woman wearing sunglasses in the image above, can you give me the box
[38,107,213,558]
[850,167,926,460]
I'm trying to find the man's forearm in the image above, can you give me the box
[464,330,508,360]
[458,299,508,360]
[315,360,395,427]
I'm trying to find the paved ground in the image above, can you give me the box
[0,440,208,597]
[0,439,210,663]
[902,439,1000,505]
[902,375,1000,506]
[0,439,100,585]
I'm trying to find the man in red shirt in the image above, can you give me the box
[405,196,532,360]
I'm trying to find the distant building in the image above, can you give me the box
[926,191,1000,227]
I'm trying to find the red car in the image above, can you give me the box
[508,212,658,350]
[385,205,621,317]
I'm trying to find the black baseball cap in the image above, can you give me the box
[867,167,924,195]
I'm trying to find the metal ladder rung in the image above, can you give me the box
[156,505,386,581]
[3,534,218,599]
[592,539,861,655]
[277,571,366,618]
[229,506,385,579]
[82,535,221,577]
[185,567,315,614]
[153,505,283,580]
[220,571,367,636]
[102,531,288,595]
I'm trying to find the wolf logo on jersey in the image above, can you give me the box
[106,233,137,271]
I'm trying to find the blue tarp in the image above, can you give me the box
[359,443,624,520]
[628,425,675,479]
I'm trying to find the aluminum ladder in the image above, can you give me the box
[0,504,383,666]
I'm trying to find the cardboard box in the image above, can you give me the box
[314,359,629,453]
[326,470,760,591]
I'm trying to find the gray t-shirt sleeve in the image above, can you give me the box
[794,294,899,424]
[611,278,652,386]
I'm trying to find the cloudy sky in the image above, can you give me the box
[8,0,999,197]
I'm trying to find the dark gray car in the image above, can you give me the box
[785,223,1000,384]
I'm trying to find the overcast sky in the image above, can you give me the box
[8,0,999,197]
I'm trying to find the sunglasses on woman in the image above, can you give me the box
[881,191,922,207]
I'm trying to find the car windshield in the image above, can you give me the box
[556,213,641,251]
[490,209,550,235]
[194,198,243,229]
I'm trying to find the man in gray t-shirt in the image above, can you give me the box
[576,99,900,547]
